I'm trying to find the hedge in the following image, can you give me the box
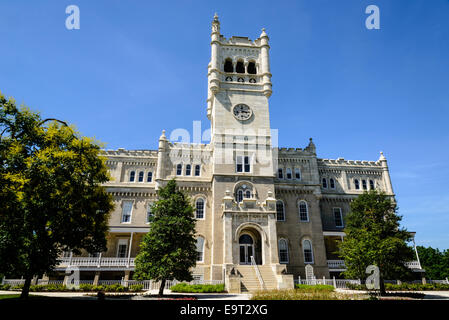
[346,282,449,291]
[170,283,226,293]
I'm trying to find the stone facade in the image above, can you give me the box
[55,15,407,289]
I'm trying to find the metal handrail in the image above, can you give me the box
[250,256,266,290]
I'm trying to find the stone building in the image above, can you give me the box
[52,15,423,292]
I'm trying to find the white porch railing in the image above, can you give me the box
[327,260,423,270]
[57,257,135,268]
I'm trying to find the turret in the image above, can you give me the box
[259,28,272,97]
[155,130,168,189]
[379,151,394,194]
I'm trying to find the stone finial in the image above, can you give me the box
[305,137,316,154]
[212,13,220,34]
[379,151,386,161]
[260,27,268,38]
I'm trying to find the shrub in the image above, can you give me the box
[129,284,144,292]
[170,283,226,293]
[0,284,11,291]
[295,284,334,292]
[346,282,449,291]
[79,284,94,292]
[103,284,127,292]
[11,284,24,291]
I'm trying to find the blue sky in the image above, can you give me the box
[0,1,448,250]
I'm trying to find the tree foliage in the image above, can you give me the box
[0,93,113,298]
[416,246,449,280]
[133,179,197,296]
[338,190,415,292]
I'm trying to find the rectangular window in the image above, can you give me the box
[117,239,128,258]
[121,200,133,223]
[333,208,343,227]
[146,202,153,223]
[278,168,284,179]
[194,165,201,176]
[236,156,243,173]
[286,168,292,180]
[295,168,301,180]
[244,156,250,173]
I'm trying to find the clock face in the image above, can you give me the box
[233,104,253,121]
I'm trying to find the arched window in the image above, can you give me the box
[299,200,309,222]
[286,168,292,180]
[185,164,191,176]
[129,171,135,182]
[369,179,375,190]
[354,179,360,190]
[247,61,257,74]
[194,165,201,176]
[279,239,289,263]
[236,60,245,73]
[224,58,233,72]
[138,171,144,182]
[322,178,328,188]
[276,201,285,221]
[330,178,335,189]
[278,168,284,179]
[196,236,204,262]
[362,179,367,190]
[237,190,243,203]
[176,164,182,176]
[303,240,314,263]
[245,190,251,199]
[147,172,153,182]
[294,168,301,180]
[195,198,205,219]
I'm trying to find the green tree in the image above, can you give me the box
[0,93,113,299]
[338,190,415,294]
[133,179,197,296]
[416,246,449,279]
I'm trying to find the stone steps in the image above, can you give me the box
[236,265,278,292]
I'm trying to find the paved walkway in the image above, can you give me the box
[0,290,251,300]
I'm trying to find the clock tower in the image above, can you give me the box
[207,14,275,177]
[206,15,289,285]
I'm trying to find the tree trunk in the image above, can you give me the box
[379,274,386,296]
[158,279,166,296]
[20,275,33,299]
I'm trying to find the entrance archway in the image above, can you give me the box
[238,228,263,265]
